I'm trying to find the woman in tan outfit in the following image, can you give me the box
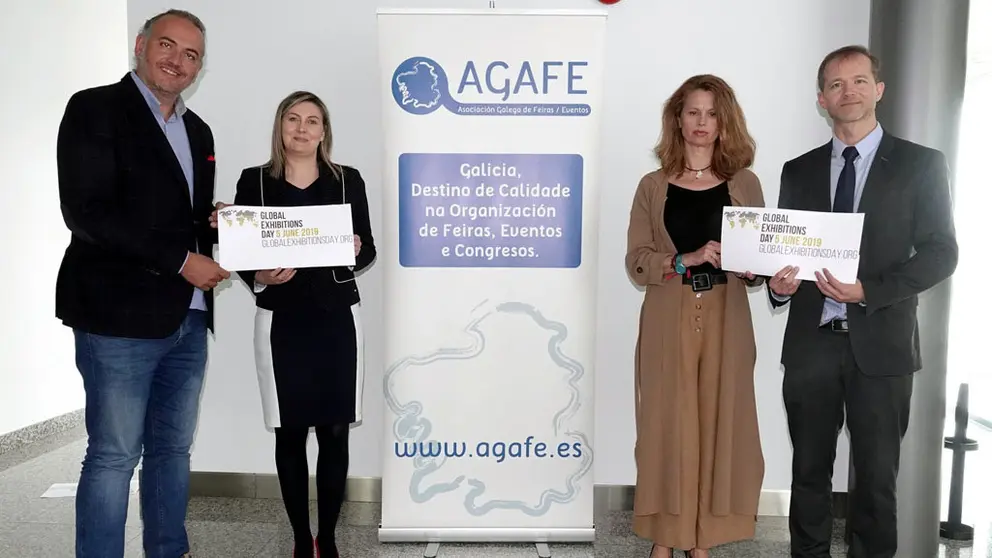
[625,74,766,558]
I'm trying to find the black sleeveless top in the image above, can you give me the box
[663,182,730,275]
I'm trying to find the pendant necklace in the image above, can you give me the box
[686,165,711,179]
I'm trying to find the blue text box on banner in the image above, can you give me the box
[398,153,584,268]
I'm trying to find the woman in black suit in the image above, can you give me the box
[233,90,376,558]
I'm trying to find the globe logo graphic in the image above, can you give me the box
[391,56,449,115]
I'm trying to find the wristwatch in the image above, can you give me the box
[674,254,686,275]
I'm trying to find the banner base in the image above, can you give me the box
[377,526,596,543]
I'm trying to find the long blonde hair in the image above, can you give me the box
[266,91,341,180]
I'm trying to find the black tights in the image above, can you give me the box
[274,424,349,556]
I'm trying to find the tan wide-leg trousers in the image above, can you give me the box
[633,284,756,550]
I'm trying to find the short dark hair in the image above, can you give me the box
[817,45,880,92]
[140,9,206,52]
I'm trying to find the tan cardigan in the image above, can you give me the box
[625,168,766,518]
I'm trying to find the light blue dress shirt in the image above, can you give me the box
[819,123,883,324]
[129,71,206,312]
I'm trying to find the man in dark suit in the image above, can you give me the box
[768,45,958,558]
[55,9,228,558]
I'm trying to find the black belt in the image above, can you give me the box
[821,319,849,333]
[681,271,728,292]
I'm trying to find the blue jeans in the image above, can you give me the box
[74,310,207,558]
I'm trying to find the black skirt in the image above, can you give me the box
[253,303,364,429]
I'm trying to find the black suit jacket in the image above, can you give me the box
[770,131,957,376]
[55,74,218,338]
[232,163,376,312]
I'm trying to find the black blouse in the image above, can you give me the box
[233,161,376,311]
[663,182,730,275]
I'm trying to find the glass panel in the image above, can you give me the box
[947,0,992,426]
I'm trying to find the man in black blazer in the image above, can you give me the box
[55,9,227,558]
[768,45,957,558]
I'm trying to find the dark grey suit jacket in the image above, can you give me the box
[769,131,958,376]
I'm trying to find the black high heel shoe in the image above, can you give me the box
[315,535,339,558]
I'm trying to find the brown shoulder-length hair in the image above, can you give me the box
[266,90,342,180]
[654,74,755,181]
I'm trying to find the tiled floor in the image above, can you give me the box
[1,424,989,557]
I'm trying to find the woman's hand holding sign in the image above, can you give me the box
[256,268,296,285]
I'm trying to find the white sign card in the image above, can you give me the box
[216,204,355,271]
[720,206,865,283]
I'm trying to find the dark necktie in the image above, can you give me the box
[834,146,859,213]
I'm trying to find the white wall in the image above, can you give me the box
[124,0,868,493]
[0,0,128,437]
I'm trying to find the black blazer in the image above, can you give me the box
[232,163,376,311]
[55,74,218,339]
[770,131,958,376]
